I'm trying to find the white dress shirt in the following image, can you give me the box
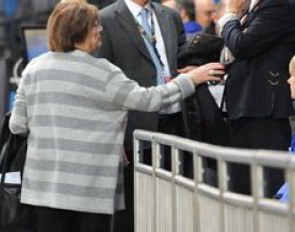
[124,0,181,114]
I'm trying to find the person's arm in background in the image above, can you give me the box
[171,7,187,49]
[169,6,199,73]
[219,0,294,59]
[9,69,29,135]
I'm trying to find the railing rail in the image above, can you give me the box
[134,129,295,232]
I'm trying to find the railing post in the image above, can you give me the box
[171,145,178,232]
[218,157,226,232]
[152,137,159,232]
[134,137,139,232]
[193,149,201,232]
[251,152,261,232]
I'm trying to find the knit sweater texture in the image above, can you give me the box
[9,49,194,214]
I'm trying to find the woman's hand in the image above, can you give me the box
[186,63,225,85]
[177,65,198,74]
[122,150,130,167]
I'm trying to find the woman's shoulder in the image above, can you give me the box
[96,58,121,72]
[69,50,119,72]
[22,52,52,74]
[23,51,124,83]
[86,56,123,78]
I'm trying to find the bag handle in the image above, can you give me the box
[0,113,11,146]
[0,115,9,162]
[0,133,13,185]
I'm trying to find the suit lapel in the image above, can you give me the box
[153,3,173,70]
[115,0,153,63]
[241,0,262,28]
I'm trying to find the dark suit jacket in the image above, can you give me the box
[97,0,186,150]
[222,0,295,120]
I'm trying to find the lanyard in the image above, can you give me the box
[133,9,164,67]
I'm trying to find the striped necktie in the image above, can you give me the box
[140,8,165,85]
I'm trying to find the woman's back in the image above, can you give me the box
[11,50,126,214]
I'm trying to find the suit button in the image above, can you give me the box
[193,36,200,43]
[268,80,279,85]
[268,71,280,77]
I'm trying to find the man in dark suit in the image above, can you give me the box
[218,0,295,196]
[98,0,187,152]
[97,0,189,231]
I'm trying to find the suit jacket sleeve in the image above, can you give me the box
[222,0,294,59]
[171,9,187,51]
[10,69,28,135]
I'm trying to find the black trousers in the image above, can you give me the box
[228,117,291,197]
[35,206,111,232]
[113,112,185,232]
[141,112,187,171]
[158,112,188,171]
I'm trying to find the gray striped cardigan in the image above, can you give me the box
[9,49,194,214]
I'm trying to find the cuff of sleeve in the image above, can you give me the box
[173,74,195,99]
[217,14,239,35]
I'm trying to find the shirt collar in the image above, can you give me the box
[124,0,152,17]
[249,0,260,11]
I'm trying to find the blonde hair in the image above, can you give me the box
[290,55,295,75]
[60,0,87,3]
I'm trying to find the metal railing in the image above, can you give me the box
[133,129,295,232]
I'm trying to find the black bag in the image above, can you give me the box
[0,113,35,232]
[178,32,224,68]
[182,84,228,146]
[181,84,229,187]
[178,32,228,145]
[178,30,228,187]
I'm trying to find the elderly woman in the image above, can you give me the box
[9,2,223,232]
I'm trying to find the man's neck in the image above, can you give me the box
[131,0,150,7]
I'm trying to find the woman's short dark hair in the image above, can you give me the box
[47,3,99,52]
